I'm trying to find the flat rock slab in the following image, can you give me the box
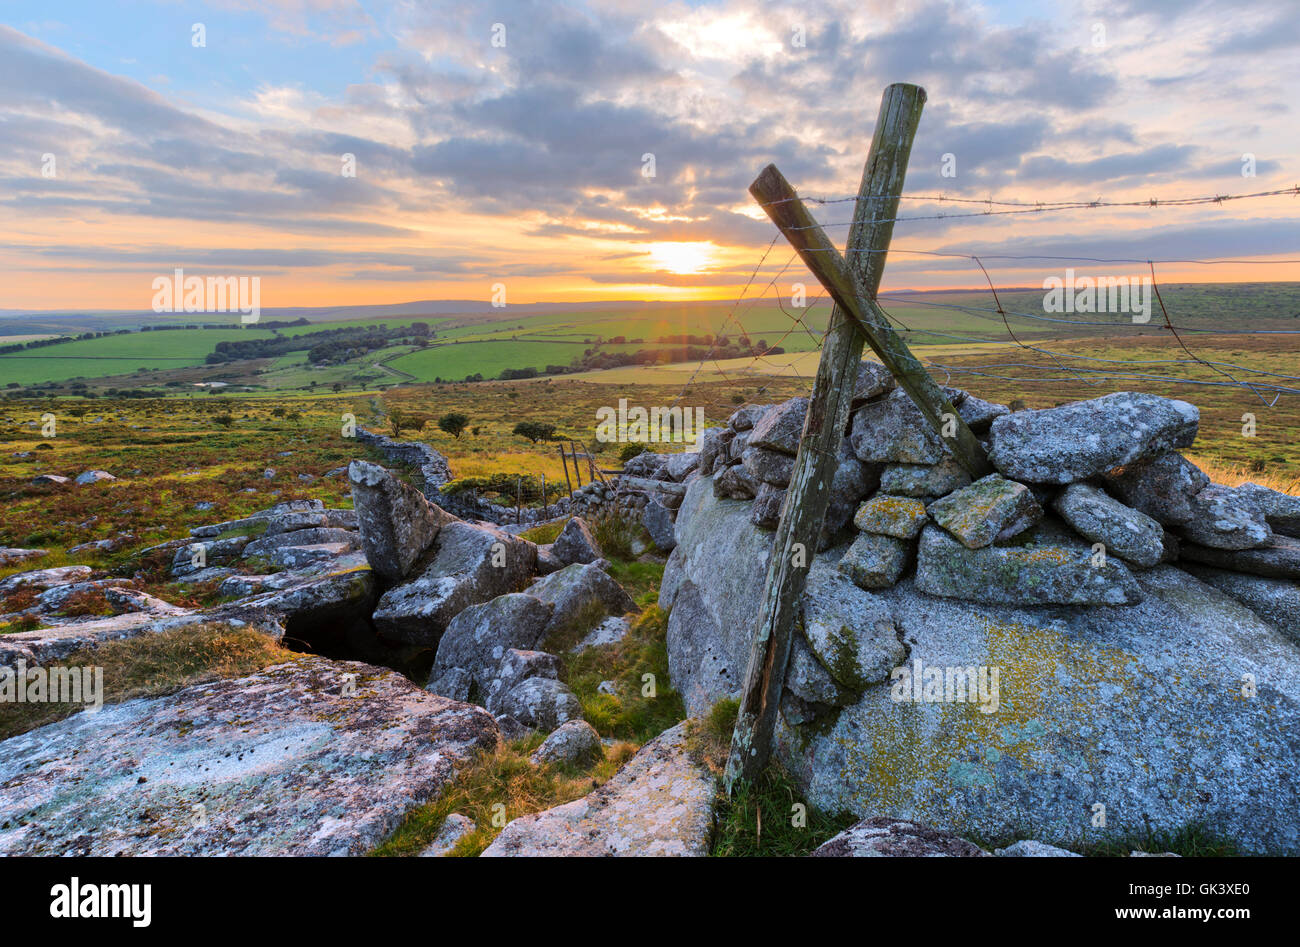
[1180,533,1300,579]
[0,612,181,668]
[838,532,911,589]
[988,392,1198,484]
[916,522,1142,606]
[0,566,94,595]
[243,528,358,560]
[0,548,47,569]
[927,474,1041,549]
[1180,485,1271,550]
[1103,452,1208,526]
[268,542,355,569]
[1181,564,1300,645]
[1053,482,1164,567]
[0,657,499,856]
[814,817,989,857]
[854,495,929,539]
[776,566,1300,855]
[572,616,631,651]
[746,397,808,456]
[879,459,971,499]
[481,722,713,856]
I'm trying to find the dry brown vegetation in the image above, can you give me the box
[0,623,295,741]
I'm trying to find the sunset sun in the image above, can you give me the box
[646,241,719,275]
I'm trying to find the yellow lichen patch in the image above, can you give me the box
[1012,546,1075,566]
[869,496,925,516]
[835,616,1150,821]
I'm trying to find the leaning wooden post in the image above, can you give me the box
[724,83,929,791]
[749,164,992,479]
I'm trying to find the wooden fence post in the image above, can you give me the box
[724,83,929,791]
[559,444,574,499]
[571,442,583,488]
[748,164,992,479]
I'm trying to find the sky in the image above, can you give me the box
[1,0,1297,311]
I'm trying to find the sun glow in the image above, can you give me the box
[645,241,719,275]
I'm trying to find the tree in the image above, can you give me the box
[331,382,343,392]
[513,421,558,443]
[388,406,413,436]
[214,413,235,429]
[438,412,470,439]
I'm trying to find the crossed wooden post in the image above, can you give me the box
[724,83,992,792]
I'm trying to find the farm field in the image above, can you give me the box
[0,327,275,386]
[4,283,1298,393]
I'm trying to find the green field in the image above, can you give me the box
[3,283,1299,392]
[388,339,595,380]
[0,327,274,386]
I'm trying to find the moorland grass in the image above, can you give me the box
[0,623,295,742]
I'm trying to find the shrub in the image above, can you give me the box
[619,443,648,464]
[438,412,470,439]
[513,421,558,443]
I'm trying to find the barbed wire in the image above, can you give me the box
[758,183,1300,211]
[666,178,1300,415]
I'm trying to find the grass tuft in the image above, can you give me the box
[518,518,566,545]
[370,735,639,856]
[0,622,295,741]
[711,764,856,858]
[563,605,684,742]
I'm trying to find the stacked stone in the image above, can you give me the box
[356,426,575,526]
[625,447,702,552]
[697,367,1294,609]
[707,362,891,544]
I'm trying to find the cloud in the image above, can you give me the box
[0,0,1295,306]
[1017,144,1199,183]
